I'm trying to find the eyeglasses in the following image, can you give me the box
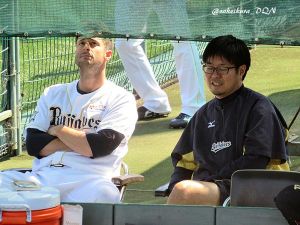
[202,64,238,75]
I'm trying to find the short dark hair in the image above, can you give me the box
[203,35,251,80]
[75,36,113,51]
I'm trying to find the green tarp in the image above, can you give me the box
[0,0,299,45]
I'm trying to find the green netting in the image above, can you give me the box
[18,37,300,140]
[0,38,10,159]
[0,1,299,45]
[19,37,181,131]
[0,38,9,112]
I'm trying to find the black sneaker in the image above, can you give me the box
[137,106,169,120]
[169,113,191,129]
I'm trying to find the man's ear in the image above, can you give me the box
[105,50,113,60]
[239,65,246,79]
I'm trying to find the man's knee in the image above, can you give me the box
[94,182,121,203]
[168,180,199,203]
[62,180,121,203]
[167,180,221,205]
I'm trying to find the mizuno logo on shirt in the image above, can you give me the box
[211,141,231,153]
[208,120,215,128]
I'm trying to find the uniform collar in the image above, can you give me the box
[215,85,244,107]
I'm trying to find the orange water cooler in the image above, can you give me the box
[0,185,62,224]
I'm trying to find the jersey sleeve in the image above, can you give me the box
[243,99,288,161]
[168,115,198,191]
[26,128,57,158]
[24,87,52,138]
[95,92,137,141]
[214,154,270,180]
[86,129,125,158]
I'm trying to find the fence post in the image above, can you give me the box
[15,37,22,155]
[8,38,19,154]
[8,0,22,156]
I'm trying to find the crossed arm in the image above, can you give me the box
[26,125,124,158]
[42,125,91,157]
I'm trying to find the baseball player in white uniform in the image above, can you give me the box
[0,36,137,203]
[115,0,206,128]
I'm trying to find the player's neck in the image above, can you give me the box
[78,70,107,93]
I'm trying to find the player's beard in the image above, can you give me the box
[75,54,93,67]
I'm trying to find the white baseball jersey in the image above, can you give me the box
[1,80,138,203]
[25,79,137,177]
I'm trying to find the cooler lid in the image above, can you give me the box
[0,181,60,210]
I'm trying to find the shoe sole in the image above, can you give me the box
[138,114,169,121]
[169,124,187,129]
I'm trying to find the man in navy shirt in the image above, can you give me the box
[167,35,289,205]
